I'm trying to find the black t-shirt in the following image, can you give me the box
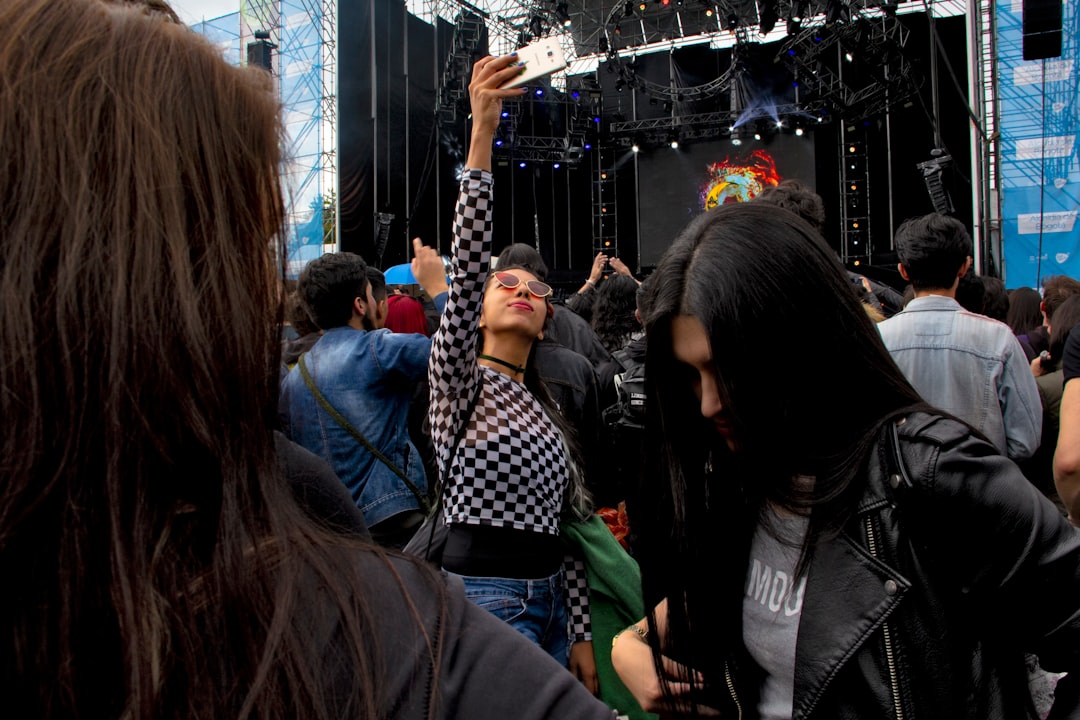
[1062,330,1080,383]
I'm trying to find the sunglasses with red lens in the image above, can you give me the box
[491,272,552,299]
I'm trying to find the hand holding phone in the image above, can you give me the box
[499,37,567,89]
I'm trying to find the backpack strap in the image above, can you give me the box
[298,352,430,514]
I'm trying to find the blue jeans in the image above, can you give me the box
[452,570,569,666]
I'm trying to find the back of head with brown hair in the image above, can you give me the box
[0,1,416,717]
[1041,275,1080,323]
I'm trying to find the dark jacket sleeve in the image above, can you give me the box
[897,417,1080,673]
[275,431,369,537]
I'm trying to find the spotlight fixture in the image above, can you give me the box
[757,0,777,34]
[795,127,804,136]
[598,34,608,52]
[844,51,853,62]
[553,162,561,168]
[705,5,714,16]
[670,138,679,149]
[529,14,544,37]
[726,12,738,30]
[624,0,635,15]
[786,16,800,34]
[555,1,571,26]
[753,132,761,140]
[519,161,527,168]
[731,136,742,146]
[615,78,625,91]
[825,0,849,25]
[631,142,640,152]
[638,1,646,10]
[614,23,621,35]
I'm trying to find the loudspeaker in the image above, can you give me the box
[246,41,274,73]
[1022,0,1062,61]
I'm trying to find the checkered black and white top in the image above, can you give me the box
[429,169,591,642]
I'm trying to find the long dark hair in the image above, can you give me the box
[0,1,441,717]
[591,274,641,353]
[634,202,928,699]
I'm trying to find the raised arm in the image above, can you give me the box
[427,56,526,451]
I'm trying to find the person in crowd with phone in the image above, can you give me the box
[609,202,1080,718]
[426,53,600,693]
[0,3,620,718]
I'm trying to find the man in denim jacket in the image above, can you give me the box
[280,251,448,548]
[877,213,1042,460]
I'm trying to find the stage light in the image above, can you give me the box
[535,88,544,96]
[614,24,622,35]
[754,132,761,140]
[572,90,580,99]
[795,127,804,136]
[852,221,859,228]
[553,162,561,169]
[601,172,608,178]
[775,120,784,128]
[529,15,544,37]
[585,143,592,149]
[598,34,609,52]
[519,161,527,168]
[844,51,853,62]
[624,0,635,15]
[632,143,640,152]
[817,115,823,122]
[825,0,848,25]
[786,17,800,34]
[849,145,856,153]
[726,12,738,30]
[757,0,777,34]
[661,0,670,6]
[501,111,509,118]
[732,137,742,146]
[555,2,571,26]
[638,1,646,10]
[705,5,714,16]
[495,139,503,146]
[670,138,679,149]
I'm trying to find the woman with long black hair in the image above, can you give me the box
[610,202,1080,719]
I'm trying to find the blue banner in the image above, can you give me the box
[997,0,1080,288]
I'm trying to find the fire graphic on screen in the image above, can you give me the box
[700,150,782,210]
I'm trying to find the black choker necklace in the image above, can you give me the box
[478,354,526,375]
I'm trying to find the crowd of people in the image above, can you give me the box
[2,1,1078,718]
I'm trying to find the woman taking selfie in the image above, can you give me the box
[610,202,1080,719]
[426,54,598,690]
[0,2,614,717]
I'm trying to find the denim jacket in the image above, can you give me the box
[877,295,1042,460]
[279,326,431,527]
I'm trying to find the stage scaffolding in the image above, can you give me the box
[192,1,337,276]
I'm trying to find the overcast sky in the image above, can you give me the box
[172,0,238,24]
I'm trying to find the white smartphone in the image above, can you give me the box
[499,37,567,89]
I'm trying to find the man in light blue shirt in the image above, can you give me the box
[877,213,1042,460]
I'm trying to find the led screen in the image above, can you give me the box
[636,134,818,267]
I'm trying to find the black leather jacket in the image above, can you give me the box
[722,412,1080,719]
